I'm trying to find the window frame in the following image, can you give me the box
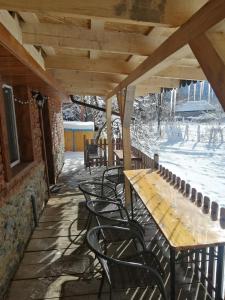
[2,84,20,168]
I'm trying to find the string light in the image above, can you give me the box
[14,97,35,105]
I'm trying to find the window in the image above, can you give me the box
[2,85,20,167]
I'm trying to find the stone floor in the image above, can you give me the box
[5,152,213,300]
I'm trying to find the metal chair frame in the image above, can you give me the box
[86,225,167,300]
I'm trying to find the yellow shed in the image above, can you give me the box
[64,121,94,152]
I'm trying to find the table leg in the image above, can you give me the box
[130,185,134,219]
[170,246,176,300]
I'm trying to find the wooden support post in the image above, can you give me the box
[120,85,136,206]
[106,98,113,166]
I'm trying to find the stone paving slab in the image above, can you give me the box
[14,255,93,280]
[32,227,82,239]
[26,236,79,252]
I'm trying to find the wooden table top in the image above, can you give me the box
[124,169,225,250]
[114,149,138,160]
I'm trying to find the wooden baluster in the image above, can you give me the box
[164,169,169,179]
[200,197,210,288]
[220,207,225,229]
[180,180,185,193]
[154,153,159,170]
[172,174,176,186]
[175,176,181,189]
[202,196,210,214]
[207,201,219,297]
[185,183,191,198]
[168,171,172,183]
[196,192,203,207]
[211,201,219,221]
[191,188,197,202]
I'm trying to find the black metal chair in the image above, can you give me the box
[86,225,167,300]
[86,199,145,244]
[77,181,122,243]
[102,166,125,195]
[79,181,119,202]
[85,144,106,174]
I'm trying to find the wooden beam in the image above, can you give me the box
[156,65,206,80]
[106,0,225,99]
[89,19,104,60]
[51,70,126,84]
[189,33,225,110]
[135,85,161,97]
[0,22,68,99]
[140,76,180,88]
[106,98,113,166]
[122,86,136,206]
[46,56,134,75]
[62,80,116,91]
[66,87,107,96]
[23,22,169,56]
[0,0,208,26]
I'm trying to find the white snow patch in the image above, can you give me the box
[63,121,94,131]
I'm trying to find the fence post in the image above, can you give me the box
[154,153,159,170]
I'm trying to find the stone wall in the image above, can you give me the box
[0,163,47,298]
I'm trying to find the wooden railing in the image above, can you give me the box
[84,137,225,298]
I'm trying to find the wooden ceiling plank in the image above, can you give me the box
[106,0,225,99]
[22,22,167,56]
[0,0,208,26]
[156,65,206,80]
[0,22,67,98]
[50,70,126,84]
[46,56,135,75]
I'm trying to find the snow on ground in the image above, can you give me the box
[63,151,84,174]
[133,122,225,207]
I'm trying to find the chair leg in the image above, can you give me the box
[109,286,113,300]
[98,275,105,298]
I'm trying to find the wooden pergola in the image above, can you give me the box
[0,0,225,202]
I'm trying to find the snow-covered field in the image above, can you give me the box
[132,122,225,207]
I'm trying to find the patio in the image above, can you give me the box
[5,152,212,300]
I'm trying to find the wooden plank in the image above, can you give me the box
[106,98,113,166]
[106,0,225,99]
[0,23,68,99]
[46,56,134,75]
[156,65,206,80]
[122,86,136,206]
[0,0,208,26]
[189,33,225,111]
[124,169,225,250]
[23,22,166,56]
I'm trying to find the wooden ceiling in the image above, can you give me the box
[0,0,224,100]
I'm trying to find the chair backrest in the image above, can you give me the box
[86,200,126,226]
[79,181,117,202]
[87,144,98,155]
[86,226,111,283]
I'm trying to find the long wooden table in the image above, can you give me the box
[124,169,225,299]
